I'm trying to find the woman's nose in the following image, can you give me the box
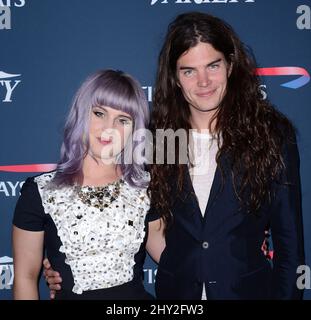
[101,117,115,130]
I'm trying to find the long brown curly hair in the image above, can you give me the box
[148,12,294,233]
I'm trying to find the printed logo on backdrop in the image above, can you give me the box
[150,0,255,5]
[0,1,26,30]
[0,164,56,197]
[0,71,21,102]
[256,67,310,89]
[0,256,13,290]
[297,5,311,30]
[0,180,24,197]
[142,86,153,102]
[143,268,157,284]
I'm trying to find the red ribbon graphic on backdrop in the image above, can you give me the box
[255,67,310,89]
[0,164,57,172]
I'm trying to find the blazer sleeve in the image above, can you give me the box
[146,203,161,222]
[270,132,305,299]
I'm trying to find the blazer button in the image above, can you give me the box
[202,241,209,249]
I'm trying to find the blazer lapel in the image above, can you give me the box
[202,153,229,222]
[172,156,228,240]
[202,165,222,222]
[172,166,203,241]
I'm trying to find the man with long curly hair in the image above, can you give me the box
[146,11,305,300]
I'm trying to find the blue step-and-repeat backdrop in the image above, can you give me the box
[0,0,310,300]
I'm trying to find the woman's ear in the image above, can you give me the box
[82,132,87,145]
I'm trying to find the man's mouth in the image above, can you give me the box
[196,88,217,98]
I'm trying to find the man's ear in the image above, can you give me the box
[228,63,233,77]
[228,53,234,77]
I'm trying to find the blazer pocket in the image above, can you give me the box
[156,266,175,278]
[232,264,272,299]
[239,264,271,279]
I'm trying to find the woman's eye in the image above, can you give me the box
[93,111,104,118]
[118,118,132,125]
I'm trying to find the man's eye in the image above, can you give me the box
[209,64,219,70]
[183,70,193,76]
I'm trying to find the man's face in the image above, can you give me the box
[176,41,232,115]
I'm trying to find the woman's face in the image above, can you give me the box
[88,105,133,163]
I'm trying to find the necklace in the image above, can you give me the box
[76,179,123,210]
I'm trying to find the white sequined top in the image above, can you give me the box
[34,171,150,294]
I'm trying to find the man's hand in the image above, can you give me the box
[43,258,62,299]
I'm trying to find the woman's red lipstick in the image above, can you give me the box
[98,138,112,146]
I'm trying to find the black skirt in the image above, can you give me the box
[54,279,155,300]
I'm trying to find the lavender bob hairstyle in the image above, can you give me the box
[52,69,150,188]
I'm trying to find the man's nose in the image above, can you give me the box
[197,71,211,87]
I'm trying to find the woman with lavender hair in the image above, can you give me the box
[12,69,159,300]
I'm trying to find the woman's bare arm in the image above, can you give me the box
[12,226,44,300]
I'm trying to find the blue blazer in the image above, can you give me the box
[153,136,305,300]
